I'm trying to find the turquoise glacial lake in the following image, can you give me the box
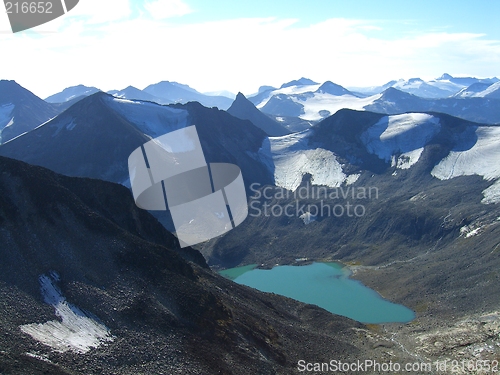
[220,262,415,324]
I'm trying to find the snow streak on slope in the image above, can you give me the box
[106,97,189,137]
[361,113,441,169]
[475,81,500,98]
[431,126,500,203]
[20,272,113,354]
[0,104,15,144]
[259,130,354,192]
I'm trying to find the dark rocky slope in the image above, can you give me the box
[0,156,403,374]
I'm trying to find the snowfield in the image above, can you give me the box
[259,130,356,192]
[431,125,500,203]
[20,272,113,354]
[361,113,441,168]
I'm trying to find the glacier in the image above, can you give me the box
[361,113,441,168]
[431,125,500,203]
[259,130,352,192]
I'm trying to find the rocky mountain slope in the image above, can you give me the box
[0,156,406,374]
[203,109,500,316]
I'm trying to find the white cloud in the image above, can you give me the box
[145,0,192,19]
[68,0,133,24]
[1,12,499,99]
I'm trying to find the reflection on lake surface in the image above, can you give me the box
[220,262,415,324]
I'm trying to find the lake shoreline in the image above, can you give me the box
[218,261,416,324]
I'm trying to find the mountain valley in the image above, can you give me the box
[1,76,500,373]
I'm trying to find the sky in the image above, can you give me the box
[1,0,499,99]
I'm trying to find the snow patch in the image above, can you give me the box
[20,272,113,354]
[460,225,482,238]
[345,174,360,185]
[299,212,317,224]
[362,113,440,167]
[391,148,424,169]
[259,130,355,191]
[106,97,189,137]
[431,126,500,204]
[482,180,500,204]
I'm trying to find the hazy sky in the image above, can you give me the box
[1,0,499,98]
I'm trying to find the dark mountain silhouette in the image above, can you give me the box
[0,92,273,190]
[227,92,290,136]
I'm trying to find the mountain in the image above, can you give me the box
[249,78,361,130]
[366,87,500,124]
[0,155,394,374]
[45,84,100,103]
[244,77,500,127]
[143,81,233,110]
[391,77,453,98]
[247,85,277,107]
[350,74,499,98]
[436,72,499,87]
[0,80,60,144]
[227,92,290,136]
[315,81,352,96]
[453,82,494,98]
[207,108,500,266]
[280,77,318,88]
[107,85,162,102]
[0,92,273,190]
[454,81,500,99]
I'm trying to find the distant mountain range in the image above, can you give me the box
[349,73,499,97]
[45,81,234,110]
[0,92,272,191]
[246,75,500,127]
